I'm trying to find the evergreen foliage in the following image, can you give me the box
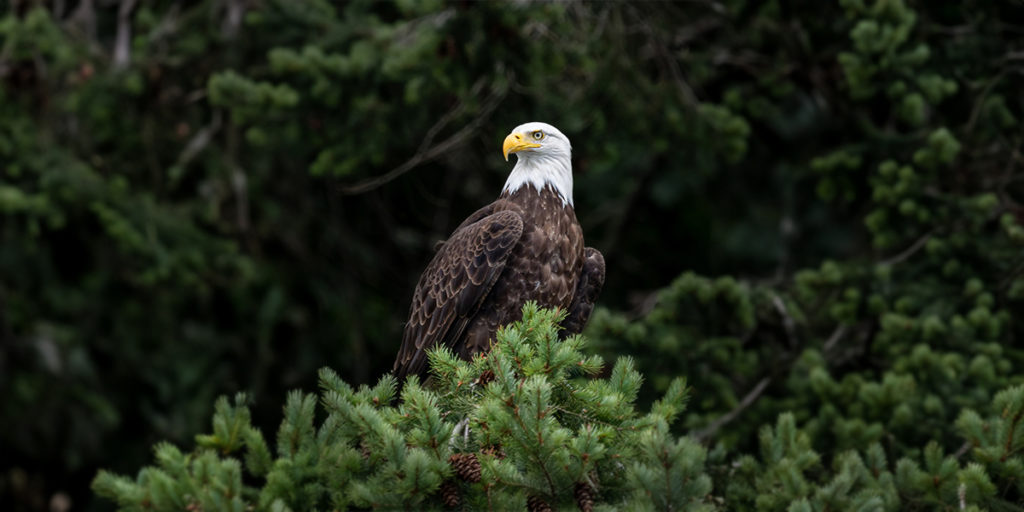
[3,0,1023,509]
[92,305,714,511]
[91,306,1024,510]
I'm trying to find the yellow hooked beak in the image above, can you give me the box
[502,132,541,161]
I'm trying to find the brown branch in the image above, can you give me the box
[53,0,68,19]
[965,71,1006,135]
[416,78,488,156]
[65,0,97,41]
[771,293,798,348]
[998,256,1024,292]
[626,4,699,109]
[231,167,250,233]
[113,0,139,70]
[222,0,246,40]
[175,111,223,170]
[222,109,253,238]
[693,377,771,442]
[954,440,973,459]
[878,229,936,267]
[146,4,182,52]
[339,77,508,195]
[822,324,849,353]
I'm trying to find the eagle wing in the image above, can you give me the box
[560,247,605,338]
[393,209,524,381]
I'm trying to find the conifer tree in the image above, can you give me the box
[93,304,715,511]
[92,305,1024,510]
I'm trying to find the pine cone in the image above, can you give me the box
[526,495,552,512]
[449,453,482,483]
[440,479,460,508]
[476,369,496,386]
[574,482,595,512]
[480,444,506,460]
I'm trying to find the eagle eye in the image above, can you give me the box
[531,131,544,141]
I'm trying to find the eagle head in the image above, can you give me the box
[501,122,574,206]
[502,122,572,162]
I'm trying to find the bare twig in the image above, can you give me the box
[694,377,771,442]
[113,0,139,70]
[143,3,182,57]
[393,8,457,47]
[66,0,97,41]
[674,17,722,47]
[339,77,508,195]
[771,293,798,347]
[822,324,848,353]
[53,0,67,19]
[954,440,973,459]
[627,5,698,108]
[965,71,1006,135]
[416,78,488,156]
[175,111,223,170]
[879,229,935,266]
[998,256,1024,292]
[222,0,246,39]
[633,290,661,318]
[220,110,252,235]
[231,166,250,232]
[662,48,699,108]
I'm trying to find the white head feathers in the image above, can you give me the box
[501,122,574,206]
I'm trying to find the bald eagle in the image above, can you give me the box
[392,122,605,381]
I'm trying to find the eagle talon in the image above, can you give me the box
[449,418,471,450]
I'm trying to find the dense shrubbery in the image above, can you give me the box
[93,306,714,511]
[2,0,1023,510]
[93,305,1024,511]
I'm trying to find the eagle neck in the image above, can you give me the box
[502,153,574,207]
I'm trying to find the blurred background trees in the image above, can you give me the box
[1,0,1022,510]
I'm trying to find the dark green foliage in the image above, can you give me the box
[3,0,1024,510]
[577,0,1024,508]
[91,307,1024,510]
[93,305,714,511]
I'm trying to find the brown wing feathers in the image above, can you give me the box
[560,247,606,338]
[392,210,524,381]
